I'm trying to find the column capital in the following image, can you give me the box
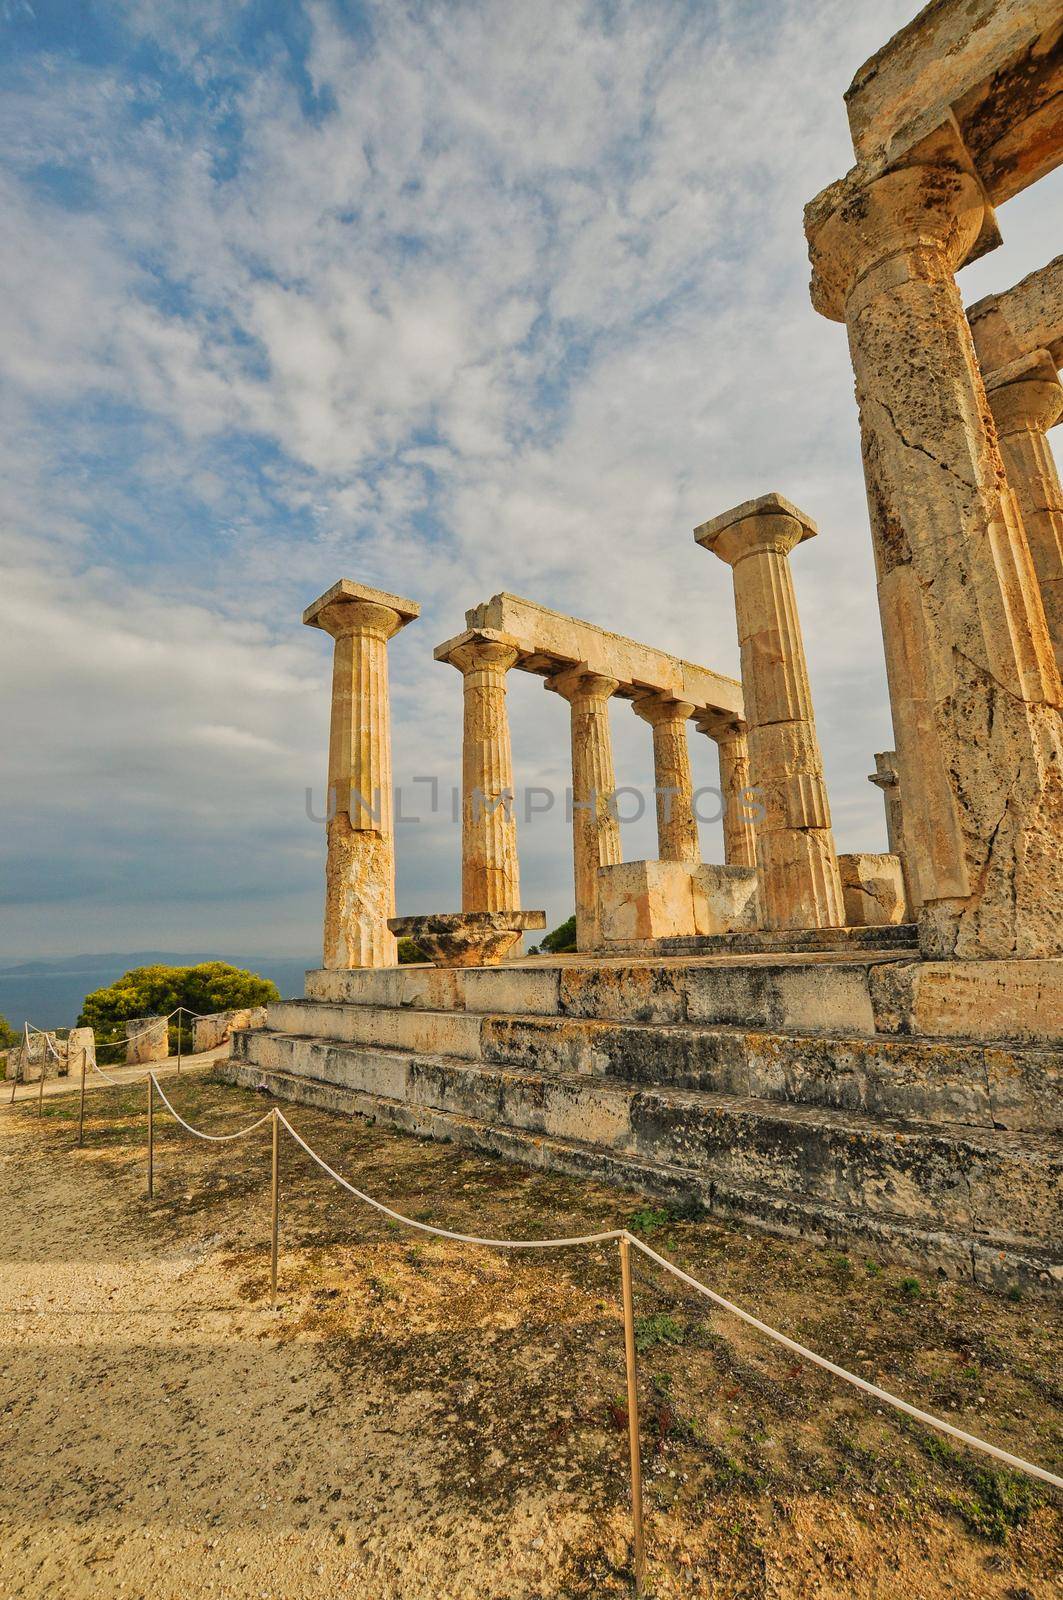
[695,493,816,567]
[805,163,985,324]
[434,628,521,677]
[545,666,620,705]
[983,350,1063,438]
[867,749,899,792]
[631,691,695,727]
[305,579,420,642]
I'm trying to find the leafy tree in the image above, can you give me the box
[0,1013,20,1052]
[79,963,280,1052]
[541,915,577,954]
[397,938,427,964]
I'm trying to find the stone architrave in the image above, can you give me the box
[695,495,845,932]
[632,693,700,864]
[305,580,420,970]
[806,163,1063,959]
[868,749,916,918]
[434,629,522,914]
[982,354,1063,670]
[697,715,758,870]
[547,667,623,952]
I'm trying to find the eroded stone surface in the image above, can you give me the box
[838,852,907,927]
[126,1016,167,1065]
[192,1009,266,1052]
[306,579,419,970]
[695,495,844,932]
[806,163,1063,958]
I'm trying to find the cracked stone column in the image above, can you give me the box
[807,163,1063,958]
[435,629,522,913]
[547,668,622,952]
[305,580,420,969]
[983,353,1063,673]
[696,495,845,930]
[868,749,916,919]
[633,693,700,864]
[699,718,758,870]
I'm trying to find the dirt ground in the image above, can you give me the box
[0,1072,1059,1599]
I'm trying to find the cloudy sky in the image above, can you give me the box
[2,0,1060,961]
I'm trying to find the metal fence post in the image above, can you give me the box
[147,1075,155,1198]
[78,1049,87,1147]
[270,1109,280,1309]
[619,1234,647,1594]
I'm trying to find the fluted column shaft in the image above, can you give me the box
[985,359,1063,673]
[807,164,1063,959]
[715,725,758,870]
[442,633,521,913]
[549,669,622,952]
[633,694,699,863]
[696,495,844,931]
[306,582,419,970]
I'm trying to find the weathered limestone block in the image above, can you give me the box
[13,1031,61,1082]
[806,163,1063,959]
[598,861,699,945]
[692,864,759,935]
[305,580,420,970]
[434,629,522,913]
[598,861,757,946]
[838,852,908,927]
[869,957,1063,1045]
[546,668,623,952]
[192,1008,267,1053]
[126,1016,168,1065]
[632,693,700,864]
[695,494,845,932]
[66,1027,95,1079]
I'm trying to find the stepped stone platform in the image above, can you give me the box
[219,950,1063,1294]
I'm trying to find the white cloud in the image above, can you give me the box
[1,0,1060,958]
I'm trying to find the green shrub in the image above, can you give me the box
[541,915,577,954]
[78,963,280,1052]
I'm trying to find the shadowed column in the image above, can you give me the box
[547,668,622,952]
[807,163,1063,957]
[305,580,420,969]
[697,717,758,870]
[632,693,700,864]
[696,494,844,931]
[983,355,1063,672]
[435,628,522,913]
[868,749,916,919]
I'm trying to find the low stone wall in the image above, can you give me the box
[125,1017,168,1065]
[8,1026,96,1083]
[192,1007,267,1053]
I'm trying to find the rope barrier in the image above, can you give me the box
[55,1064,1062,1591]
[143,1085,1063,1495]
[150,1074,273,1143]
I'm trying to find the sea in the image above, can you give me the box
[0,953,315,1032]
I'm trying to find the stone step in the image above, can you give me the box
[233,1029,1062,1249]
[657,924,919,955]
[294,958,889,1035]
[257,1003,1059,1130]
[219,1055,1062,1294]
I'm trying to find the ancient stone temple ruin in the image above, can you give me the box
[222,0,1063,1292]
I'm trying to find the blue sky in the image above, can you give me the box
[2,0,1061,960]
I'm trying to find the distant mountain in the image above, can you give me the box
[0,952,313,1031]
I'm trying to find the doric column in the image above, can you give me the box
[546,668,622,952]
[695,495,844,931]
[806,163,1063,959]
[868,749,916,918]
[434,628,521,914]
[632,693,699,864]
[702,718,758,870]
[983,353,1063,672]
[305,580,420,970]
